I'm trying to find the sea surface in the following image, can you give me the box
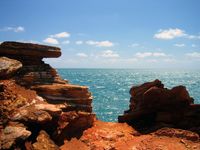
[57,69,200,122]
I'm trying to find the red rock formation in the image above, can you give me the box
[0,41,94,112]
[31,84,93,112]
[0,41,61,58]
[0,123,31,149]
[0,41,95,149]
[1,41,200,150]
[118,79,200,134]
[0,42,92,113]
[0,57,22,79]
[33,130,60,150]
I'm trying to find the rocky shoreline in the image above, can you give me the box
[0,41,199,150]
[118,79,200,134]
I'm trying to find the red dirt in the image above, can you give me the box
[61,120,200,150]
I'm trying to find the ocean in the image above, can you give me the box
[57,69,200,122]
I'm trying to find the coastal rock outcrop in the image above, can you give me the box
[31,84,93,112]
[118,79,200,133]
[0,41,95,149]
[0,41,61,58]
[0,42,93,114]
[1,41,200,149]
[0,57,22,79]
[0,123,31,149]
[32,130,60,150]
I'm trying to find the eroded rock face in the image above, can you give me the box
[2,41,200,149]
[33,130,59,150]
[0,124,31,149]
[0,57,22,79]
[0,41,95,149]
[118,79,200,133]
[31,84,93,112]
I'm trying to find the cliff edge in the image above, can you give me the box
[0,41,95,149]
[118,79,200,134]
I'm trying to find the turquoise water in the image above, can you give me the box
[57,69,200,122]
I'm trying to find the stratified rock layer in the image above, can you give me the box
[0,41,93,114]
[0,41,95,149]
[1,41,200,150]
[31,84,93,112]
[0,57,22,79]
[118,79,200,133]
[0,41,61,58]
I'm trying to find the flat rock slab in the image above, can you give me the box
[0,41,61,58]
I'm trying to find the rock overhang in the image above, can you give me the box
[0,41,61,58]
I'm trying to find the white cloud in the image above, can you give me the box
[101,50,119,58]
[146,59,158,63]
[50,32,70,38]
[86,40,114,47]
[174,43,185,47]
[86,40,96,45]
[97,41,114,47]
[129,43,139,47]
[43,37,59,45]
[185,52,200,59]
[62,40,70,44]
[163,58,176,63]
[76,53,88,58]
[186,35,200,39]
[154,28,185,40]
[17,40,41,44]
[135,52,152,58]
[191,44,196,48]
[14,26,25,32]
[135,52,167,58]
[75,41,83,45]
[153,52,167,57]
[154,28,200,40]
[0,26,25,32]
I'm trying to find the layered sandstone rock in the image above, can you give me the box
[0,41,92,114]
[0,41,95,149]
[0,57,22,79]
[1,41,200,149]
[0,41,61,58]
[31,84,93,112]
[0,79,64,149]
[118,79,200,133]
[0,41,93,113]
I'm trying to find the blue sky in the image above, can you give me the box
[0,0,200,68]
